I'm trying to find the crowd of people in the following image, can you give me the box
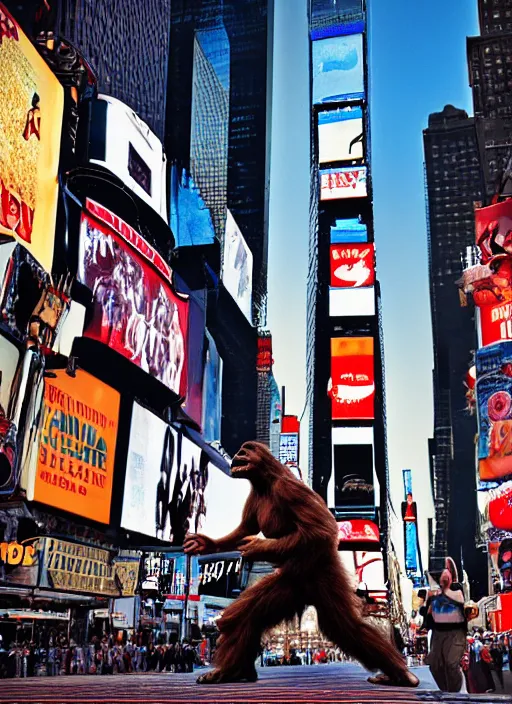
[461,630,510,693]
[0,634,202,679]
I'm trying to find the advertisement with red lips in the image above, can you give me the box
[78,199,189,397]
[330,244,375,288]
[329,337,374,420]
[476,341,512,482]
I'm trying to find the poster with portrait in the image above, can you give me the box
[121,402,205,544]
[31,369,120,524]
[476,341,512,483]
[222,210,253,323]
[78,199,189,397]
[0,4,64,271]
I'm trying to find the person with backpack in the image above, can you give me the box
[424,565,467,692]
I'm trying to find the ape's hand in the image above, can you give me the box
[184,533,217,555]
[238,535,273,559]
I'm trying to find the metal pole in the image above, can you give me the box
[281,386,286,417]
[182,553,191,641]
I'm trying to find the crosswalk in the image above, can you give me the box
[0,663,509,703]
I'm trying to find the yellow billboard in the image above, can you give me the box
[32,369,120,524]
[0,4,63,271]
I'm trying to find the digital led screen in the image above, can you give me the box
[223,210,253,323]
[169,167,216,248]
[78,199,189,398]
[201,331,222,443]
[338,519,380,544]
[90,95,167,221]
[0,335,21,494]
[475,198,512,264]
[0,4,64,271]
[198,463,251,541]
[32,369,120,524]
[279,433,299,466]
[320,167,367,200]
[329,287,375,317]
[480,302,512,347]
[312,33,364,105]
[121,402,204,544]
[330,243,374,287]
[310,0,364,41]
[329,337,375,420]
[331,218,368,243]
[333,443,374,511]
[318,107,363,164]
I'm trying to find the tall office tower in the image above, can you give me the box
[423,105,488,596]
[306,0,391,590]
[3,0,172,139]
[468,0,512,196]
[167,0,273,327]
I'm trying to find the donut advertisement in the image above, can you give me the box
[476,341,512,482]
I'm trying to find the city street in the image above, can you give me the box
[0,664,510,704]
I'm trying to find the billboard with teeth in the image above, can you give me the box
[329,337,374,420]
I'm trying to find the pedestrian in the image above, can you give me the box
[424,564,467,692]
[490,638,504,690]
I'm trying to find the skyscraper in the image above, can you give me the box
[306,0,391,589]
[423,105,487,595]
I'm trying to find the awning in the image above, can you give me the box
[0,609,69,621]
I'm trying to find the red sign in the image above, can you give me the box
[282,415,300,433]
[330,244,375,288]
[78,199,189,397]
[257,334,272,372]
[480,301,512,346]
[476,199,512,263]
[329,337,374,420]
[337,520,380,544]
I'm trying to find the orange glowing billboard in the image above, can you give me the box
[329,337,375,420]
[0,4,64,271]
[31,369,120,524]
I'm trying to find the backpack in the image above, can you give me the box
[430,592,465,625]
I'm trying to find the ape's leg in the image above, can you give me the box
[312,561,418,687]
[197,571,301,684]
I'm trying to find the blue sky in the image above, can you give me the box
[267,0,479,566]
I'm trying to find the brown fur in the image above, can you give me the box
[185,442,409,684]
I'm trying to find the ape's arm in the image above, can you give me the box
[240,480,336,562]
[184,491,259,555]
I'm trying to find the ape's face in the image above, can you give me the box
[230,441,277,480]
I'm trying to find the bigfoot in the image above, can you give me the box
[184,442,419,687]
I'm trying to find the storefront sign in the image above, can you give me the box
[0,537,39,587]
[39,537,140,597]
[32,369,120,523]
[78,199,189,397]
[0,3,64,271]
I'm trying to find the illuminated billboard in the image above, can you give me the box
[330,243,374,288]
[329,337,375,420]
[222,210,253,323]
[475,199,512,263]
[169,167,216,248]
[121,402,204,544]
[78,199,189,397]
[279,433,299,466]
[329,287,375,317]
[31,369,120,524]
[318,107,363,164]
[320,167,367,200]
[199,463,251,541]
[89,95,167,220]
[0,335,21,494]
[338,519,380,544]
[476,342,512,483]
[310,0,364,40]
[312,33,364,105]
[201,331,223,443]
[331,218,367,243]
[0,4,64,271]
[480,302,512,347]
[487,481,512,532]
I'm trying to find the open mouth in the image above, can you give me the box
[231,455,248,476]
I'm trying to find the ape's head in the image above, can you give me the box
[231,441,285,483]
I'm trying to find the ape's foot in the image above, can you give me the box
[197,668,258,685]
[367,671,419,688]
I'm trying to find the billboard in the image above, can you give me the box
[330,243,374,288]
[312,33,364,105]
[320,167,367,201]
[0,4,64,271]
[0,335,21,493]
[121,402,204,544]
[198,462,251,541]
[169,167,216,248]
[487,481,512,532]
[476,342,512,483]
[480,301,512,347]
[31,369,120,524]
[331,218,368,244]
[337,519,380,544]
[329,337,375,420]
[329,287,375,317]
[310,0,364,40]
[89,95,167,220]
[279,433,299,466]
[475,199,512,264]
[201,331,222,444]
[222,210,253,323]
[318,107,363,164]
[332,443,374,512]
[78,199,189,397]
